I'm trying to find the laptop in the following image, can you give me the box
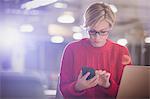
[117,65,150,99]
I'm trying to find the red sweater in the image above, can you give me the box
[60,38,131,99]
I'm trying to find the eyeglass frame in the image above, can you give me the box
[87,28,112,36]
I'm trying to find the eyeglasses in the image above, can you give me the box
[87,29,111,36]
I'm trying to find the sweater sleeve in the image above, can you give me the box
[102,46,132,97]
[59,44,85,98]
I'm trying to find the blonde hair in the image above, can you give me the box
[83,2,116,28]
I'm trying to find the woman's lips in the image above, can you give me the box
[93,39,99,43]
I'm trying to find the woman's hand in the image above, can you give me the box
[75,70,98,92]
[95,70,111,88]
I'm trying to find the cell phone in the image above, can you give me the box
[82,66,95,80]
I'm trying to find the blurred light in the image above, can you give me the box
[48,24,70,36]
[20,24,34,32]
[0,27,22,47]
[21,0,58,10]
[117,38,128,46]
[73,33,83,40]
[57,12,75,23]
[3,35,20,46]
[109,4,118,13]
[6,9,40,15]
[53,2,67,8]
[72,26,82,33]
[51,36,64,43]
[44,90,56,96]
[144,37,150,43]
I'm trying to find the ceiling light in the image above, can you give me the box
[21,0,58,10]
[73,32,83,40]
[20,24,34,32]
[50,35,64,43]
[117,38,128,46]
[53,2,67,8]
[144,37,150,43]
[57,12,75,23]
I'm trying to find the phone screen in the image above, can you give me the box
[82,66,95,80]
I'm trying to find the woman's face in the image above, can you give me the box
[88,20,111,47]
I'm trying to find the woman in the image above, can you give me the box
[60,2,132,99]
